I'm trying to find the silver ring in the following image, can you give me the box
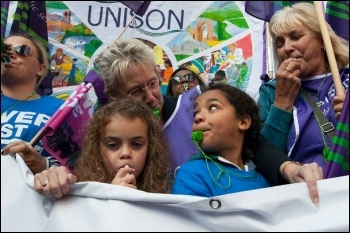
[285,68,292,73]
[42,179,49,188]
[335,112,341,118]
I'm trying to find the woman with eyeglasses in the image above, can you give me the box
[166,67,207,97]
[1,33,64,174]
[34,38,322,205]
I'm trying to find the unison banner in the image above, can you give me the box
[5,1,267,100]
[1,154,349,232]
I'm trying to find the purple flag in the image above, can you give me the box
[10,1,53,96]
[245,1,349,40]
[119,1,151,17]
[83,67,110,106]
[244,1,305,22]
[1,1,10,37]
[324,89,349,178]
[325,1,349,40]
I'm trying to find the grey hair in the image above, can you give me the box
[269,2,349,69]
[94,38,156,95]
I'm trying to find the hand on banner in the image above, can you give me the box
[2,141,46,174]
[34,166,77,198]
[281,162,323,207]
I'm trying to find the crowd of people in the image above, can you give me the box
[2,2,349,215]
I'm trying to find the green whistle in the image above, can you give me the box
[152,107,160,119]
[184,83,189,91]
[1,35,10,64]
[191,131,203,142]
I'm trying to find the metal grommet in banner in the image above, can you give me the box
[209,198,221,210]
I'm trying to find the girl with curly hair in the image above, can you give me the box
[35,98,171,197]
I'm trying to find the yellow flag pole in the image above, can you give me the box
[117,13,137,39]
[313,1,345,96]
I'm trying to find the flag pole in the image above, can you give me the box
[117,13,137,39]
[30,128,49,147]
[313,1,345,96]
[266,22,274,79]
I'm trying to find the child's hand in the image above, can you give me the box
[111,165,137,189]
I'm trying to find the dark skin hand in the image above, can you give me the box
[2,141,46,174]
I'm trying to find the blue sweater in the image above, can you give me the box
[172,154,270,197]
[1,95,63,166]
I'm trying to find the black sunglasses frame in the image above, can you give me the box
[12,44,33,57]
[171,73,197,84]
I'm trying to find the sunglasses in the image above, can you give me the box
[13,44,33,56]
[171,73,197,84]
[12,44,39,61]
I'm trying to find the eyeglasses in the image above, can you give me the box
[128,79,160,98]
[171,73,197,84]
[12,44,39,60]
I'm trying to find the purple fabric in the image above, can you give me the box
[120,1,151,17]
[325,1,349,40]
[245,0,349,41]
[324,89,349,178]
[162,86,202,171]
[1,1,10,37]
[245,1,301,22]
[288,69,349,169]
[83,68,110,106]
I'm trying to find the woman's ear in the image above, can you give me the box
[36,63,46,78]
[238,115,251,131]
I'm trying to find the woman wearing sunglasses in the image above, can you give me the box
[1,33,64,174]
[166,67,207,97]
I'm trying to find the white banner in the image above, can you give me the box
[1,154,349,232]
[5,1,267,100]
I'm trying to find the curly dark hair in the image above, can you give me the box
[166,67,207,96]
[75,98,172,193]
[206,84,260,162]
